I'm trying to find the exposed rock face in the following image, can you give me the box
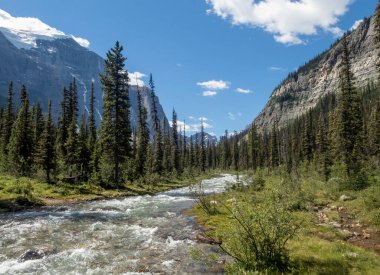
[0,30,168,130]
[254,17,378,130]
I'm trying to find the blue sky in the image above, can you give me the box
[0,0,377,137]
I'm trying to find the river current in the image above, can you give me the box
[0,174,236,274]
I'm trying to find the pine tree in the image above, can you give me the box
[57,87,70,159]
[316,116,333,181]
[171,109,180,174]
[32,103,44,149]
[199,119,206,172]
[249,125,259,170]
[149,74,163,175]
[270,122,279,169]
[135,87,150,177]
[8,85,34,176]
[88,81,97,152]
[65,117,79,179]
[302,111,314,163]
[35,100,56,182]
[337,36,363,175]
[98,41,132,186]
[1,81,15,156]
[77,114,91,180]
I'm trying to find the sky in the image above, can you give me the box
[0,0,377,137]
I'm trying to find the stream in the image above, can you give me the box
[0,174,237,274]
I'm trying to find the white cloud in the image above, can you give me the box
[202,90,218,97]
[236,88,253,94]
[0,9,90,48]
[269,66,286,71]
[205,0,352,45]
[228,112,242,120]
[350,19,363,31]
[129,71,146,86]
[197,80,230,90]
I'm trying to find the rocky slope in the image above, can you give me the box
[253,16,378,130]
[0,19,168,130]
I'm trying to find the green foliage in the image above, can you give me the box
[98,41,132,186]
[220,192,300,272]
[7,85,34,176]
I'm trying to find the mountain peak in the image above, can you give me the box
[0,9,89,49]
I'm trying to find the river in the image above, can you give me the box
[0,174,236,274]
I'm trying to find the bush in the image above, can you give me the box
[220,192,301,272]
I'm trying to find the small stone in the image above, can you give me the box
[209,200,218,205]
[18,249,45,262]
[329,205,337,211]
[339,195,352,202]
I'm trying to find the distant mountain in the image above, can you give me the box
[253,16,378,130]
[0,9,168,131]
[189,132,218,144]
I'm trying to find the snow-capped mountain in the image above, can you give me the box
[0,9,89,49]
[0,9,168,130]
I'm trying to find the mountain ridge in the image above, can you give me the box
[252,16,378,131]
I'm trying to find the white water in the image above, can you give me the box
[0,174,237,274]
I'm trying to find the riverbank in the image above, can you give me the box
[0,172,221,213]
[189,169,380,274]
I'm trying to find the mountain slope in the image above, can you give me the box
[253,16,378,130]
[0,13,168,130]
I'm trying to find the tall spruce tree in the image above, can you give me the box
[135,86,150,177]
[337,35,363,175]
[199,119,206,172]
[1,81,15,156]
[8,85,34,176]
[98,42,132,186]
[171,109,180,174]
[35,100,56,182]
[88,81,97,152]
[149,74,163,175]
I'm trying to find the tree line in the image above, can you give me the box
[1,15,379,189]
[0,42,216,187]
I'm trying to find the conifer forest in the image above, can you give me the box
[1,1,380,274]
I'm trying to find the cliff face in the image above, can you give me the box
[254,16,378,130]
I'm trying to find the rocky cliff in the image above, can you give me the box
[254,16,378,130]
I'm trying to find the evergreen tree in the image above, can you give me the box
[199,119,206,172]
[57,87,70,159]
[8,85,34,176]
[35,100,56,182]
[135,87,150,177]
[98,41,132,186]
[337,36,363,175]
[171,109,180,174]
[65,117,79,178]
[1,81,15,156]
[77,114,91,180]
[270,122,279,169]
[32,103,44,149]
[88,81,97,152]
[149,74,163,175]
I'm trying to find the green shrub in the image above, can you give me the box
[220,192,301,272]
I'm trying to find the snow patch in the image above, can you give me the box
[0,9,90,49]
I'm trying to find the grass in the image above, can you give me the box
[189,166,380,274]
[0,171,220,213]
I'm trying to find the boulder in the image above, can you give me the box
[18,249,45,262]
